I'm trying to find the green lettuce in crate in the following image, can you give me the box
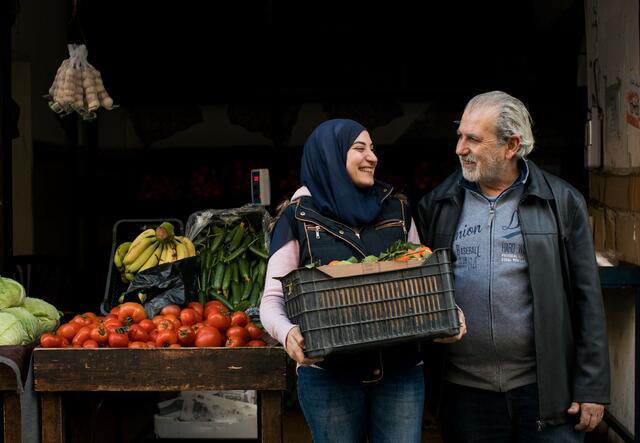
[0,312,29,345]
[21,297,61,336]
[1,306,39,343]
[0,276,25,309]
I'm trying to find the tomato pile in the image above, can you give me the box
[39,301,267,349]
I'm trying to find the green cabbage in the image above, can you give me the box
[0,277,25,309]
[2,306,39,343]
[0,312,29,345]
[21,297,61,336]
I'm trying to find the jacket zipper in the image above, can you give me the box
[296,210,367,258]
[485,197,502,391]
[373,219,405,230]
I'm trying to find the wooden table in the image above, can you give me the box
[0,363,21,443]
[33,347,288,442]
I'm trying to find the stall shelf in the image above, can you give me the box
[0,342,37,443]
[33,346,287,442]
[599,264,640,443]
[0,362,21,442]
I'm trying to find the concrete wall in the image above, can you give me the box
[585,0,638,440]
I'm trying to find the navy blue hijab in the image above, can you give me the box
[268,119,384,257]
[300,119,383,226]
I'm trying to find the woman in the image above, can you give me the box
[260,119,464,443]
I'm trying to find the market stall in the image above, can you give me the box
[34,346,287,442]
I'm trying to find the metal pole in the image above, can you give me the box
[0,0,13,274]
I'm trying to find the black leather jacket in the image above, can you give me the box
[417,160,610,427]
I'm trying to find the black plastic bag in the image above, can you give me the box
[121,256,200,318]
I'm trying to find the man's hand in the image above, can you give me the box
[434,306,467,343]
[567,402,604,432]
[285,326,323,366]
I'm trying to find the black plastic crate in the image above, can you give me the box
[281,248,459,358]
[102,219,183,315]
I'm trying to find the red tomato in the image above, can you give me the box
[56,323,79,341]
[156,319,175,332]
[128,324,149,342]
[71,314,92,327]
[103,318,123,331]
[109,306,120,316]
[151,315,165,326]
[195,328,224,347]
[179,308,198,327]
[205,311,231,331]
[108,332,129,348]
[72,325,93,346]
[104,313,118,321]
[247,339,267,347]
[149,329,159,342]
[118,302,147,325]
[128,341,147,348]
[160,304,181,316]
[230,311,249,327]
[191,322,205,333]
[205,300,229,317]
[226,326,250,341]
[146,341,156,348]
[82,339,99,348]
[90,325,109,345]
[177,326,196,346]
[163,314,182,330]
[225,335,246,347]
[138,319,156,334]
[40,333,62,348]
[187,302,204,321]
[82,312,98,322]
[156,330,178,348]
[246,322,264,340]
[169,343,182,348]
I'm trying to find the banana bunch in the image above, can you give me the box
[113,221,196,283]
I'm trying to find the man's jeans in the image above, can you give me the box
[297,365,425,443]
[440,382,585,443]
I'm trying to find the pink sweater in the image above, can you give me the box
[259,190,421,347]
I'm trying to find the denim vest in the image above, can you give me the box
[288,191,423,382]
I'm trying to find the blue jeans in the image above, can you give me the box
[297,365,425,443]
[440,382,585,443]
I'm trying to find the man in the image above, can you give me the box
[417,91,610,442]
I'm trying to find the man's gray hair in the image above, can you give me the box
[465,91,535,158]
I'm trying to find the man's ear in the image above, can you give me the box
[505,136,521,160]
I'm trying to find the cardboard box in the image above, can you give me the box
[589,205,606,250]
[589,173,605,203]
[590,174,640,211]
[316,259,424,278]
[615,211,640,265]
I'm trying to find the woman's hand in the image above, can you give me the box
[434,306,467,343]
[285,326,323,365]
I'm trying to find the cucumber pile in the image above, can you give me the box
[194,220,268,311]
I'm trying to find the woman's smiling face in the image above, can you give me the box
[346,130,377,188]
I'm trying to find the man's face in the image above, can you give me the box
[455,106,510,184]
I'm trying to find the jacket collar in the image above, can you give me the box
[521,160,554,200]
[433,159,553,202]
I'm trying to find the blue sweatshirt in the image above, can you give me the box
[445,163,536,392]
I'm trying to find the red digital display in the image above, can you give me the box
[253,175,260,182]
